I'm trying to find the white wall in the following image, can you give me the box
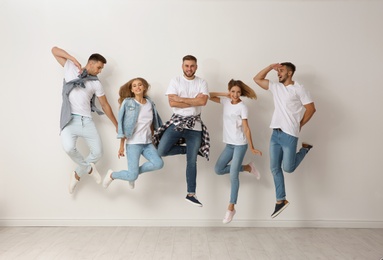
[1,0,382,227]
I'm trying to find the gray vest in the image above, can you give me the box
[60,69,104,131]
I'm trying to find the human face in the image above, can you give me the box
[229,86,242,104]
[182,60,197,79]
[277,65,291,84]
[87,61,104,76]
[131,80,146,96]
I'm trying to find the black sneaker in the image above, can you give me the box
[185,195,203,207]
[302,143,313,151]
[271,200,290,218]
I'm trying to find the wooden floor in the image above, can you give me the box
[0,226,382,259]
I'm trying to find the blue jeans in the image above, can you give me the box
[60,115,102,176]
[157,124,202,194]
[215,144,247,204]
[270,129,309,201]
[112,143,163,181]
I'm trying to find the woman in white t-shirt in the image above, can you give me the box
[210,79,262,224]
[103,78,163,189]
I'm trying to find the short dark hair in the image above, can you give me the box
[88,53,107,64]
[280,62,296,75]
[182,55,197,63]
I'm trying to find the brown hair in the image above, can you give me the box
[228,79,257,100]
[182,55,197,63]
[88,53,107,64]
[118,78,150,105]
[280,62,296,75]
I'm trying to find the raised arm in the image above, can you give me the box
[209,92,229,103]
[300,102,316,130]
[98,95,118,130]
[168,93,208,107]
[51,46,81,69]
[253,63,281,90]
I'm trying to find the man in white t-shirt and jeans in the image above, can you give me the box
[157,55,209,207]
[52,46,118,194]
[254,62,316,218]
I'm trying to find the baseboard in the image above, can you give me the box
[1,219,383,228]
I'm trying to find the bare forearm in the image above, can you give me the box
[102,103,118,129]
[51,46,81,68]
[244,127,255,150]
[169,100,192,108]
[168,94,208,107]
[209,92,228,98]
[253,64,279,90]
[300,103,316,129]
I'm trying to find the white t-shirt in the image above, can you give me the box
[221,97,248,145]
[166,75,209,131]
[269,81,313,137]
[64,60,105,118]
[126,100,153,144]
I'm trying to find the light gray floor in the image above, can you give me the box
[0,226,382,259]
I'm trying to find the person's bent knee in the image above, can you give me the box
[92,150,103,162]
[155,159,164,170]
[282,166,294,173]
[214,165,225,175]
[62,145,76,156]
[157,146,166,157]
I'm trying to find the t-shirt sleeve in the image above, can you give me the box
[165,78,178,96]
[94,81,105,97]
[200,79,209,96]
[268,81,277,94]
[298,86,313,105]
[63,60,80,82]
[241,103,248,119]
[220,97,228,105]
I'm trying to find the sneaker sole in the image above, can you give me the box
[271,202,290,218]
[185,198,203,207]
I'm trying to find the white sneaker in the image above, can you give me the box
[223,209,236,224]
[103,170,114,189]
[129,181,135,189]
[89,163,101,184]
[249,162,261,180]
[69,171,79,194]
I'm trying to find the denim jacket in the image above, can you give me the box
[60,69,104,131]
[117,97,163,139]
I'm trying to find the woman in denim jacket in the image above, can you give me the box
[103,78,163,189]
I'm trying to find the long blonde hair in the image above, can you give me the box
[118,77,150,105]
[228,79,257,99]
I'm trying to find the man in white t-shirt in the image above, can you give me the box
[157,55,209,207]
[254,62,316,218]
[52,46,118,194]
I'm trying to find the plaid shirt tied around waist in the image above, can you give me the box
[153,113,210,161]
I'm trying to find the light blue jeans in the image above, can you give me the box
[60,115,102,176]
[112,143,163,181]
[215,144,248,204]
[157,124,202,194]
[270,129,309,201]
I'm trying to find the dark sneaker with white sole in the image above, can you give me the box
[302,143,313,151]
[185,195,203,207]
[271,200,290,218]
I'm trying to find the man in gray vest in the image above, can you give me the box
[52,46,117,194]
